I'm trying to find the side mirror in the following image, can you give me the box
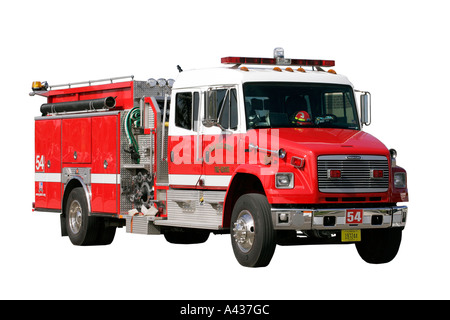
[202,89,230,132]
[203,90,219,128]
[360,91,371,126]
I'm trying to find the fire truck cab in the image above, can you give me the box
[33,48,408,267]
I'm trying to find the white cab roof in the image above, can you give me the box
[173,66,353,89]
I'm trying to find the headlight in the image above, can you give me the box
[394,172,406,188]
[275,172,294,189]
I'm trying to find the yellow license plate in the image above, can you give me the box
[341,230,361,242]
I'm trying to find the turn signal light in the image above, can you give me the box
[291,156,305,168]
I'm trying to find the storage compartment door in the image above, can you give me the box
[62,118,92,164]
[91,115,119,213]
[35,119,61,210]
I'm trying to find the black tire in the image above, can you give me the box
[230,193,276,267]
[96,223,117,245]
[65,187,116,246]
[164,228,210,244]
[355,228,402,264]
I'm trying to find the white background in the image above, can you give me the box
[1,0,449,300]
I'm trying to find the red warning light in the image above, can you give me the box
[221,56,335,67]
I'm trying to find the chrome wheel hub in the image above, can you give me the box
[233,210,255,253]
[68,200,82,234]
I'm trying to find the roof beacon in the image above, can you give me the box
[273,47,289,65]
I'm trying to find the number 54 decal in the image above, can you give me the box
[36,155,45,171]
[346,209,363,224]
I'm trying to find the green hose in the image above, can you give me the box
[125,106,141,163]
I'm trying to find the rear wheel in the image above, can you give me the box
[65,187,116,246]
[355,228,402,264]
[230,193,276,268]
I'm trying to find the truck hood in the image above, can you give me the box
[271,128,389,157]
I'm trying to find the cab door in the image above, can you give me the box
[167,90,201,188]
[201,87,240,190]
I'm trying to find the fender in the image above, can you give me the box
[60,176,92,237]
[230,163,277,190]
[62,175,92,216]
[224,160,318,213]
[221,164,275,228]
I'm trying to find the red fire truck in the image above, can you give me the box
[32,48,408,267]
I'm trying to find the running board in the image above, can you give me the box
[125,215,161,235]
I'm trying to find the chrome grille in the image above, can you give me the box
[317,155,389,193]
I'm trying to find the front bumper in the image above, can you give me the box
[271,206,407,230]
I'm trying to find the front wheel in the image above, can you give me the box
[355,228,402,264]
[230,193,276,268]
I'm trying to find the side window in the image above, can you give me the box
[175,92,192,130]
[175,91,200,131]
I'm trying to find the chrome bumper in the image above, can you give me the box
[271,206,407,230]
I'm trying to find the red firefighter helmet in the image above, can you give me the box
[291,111,311,125]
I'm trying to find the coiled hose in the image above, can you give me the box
[124,106,141,163]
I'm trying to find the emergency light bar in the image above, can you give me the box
[221,56,335,67]
[222,47,334,67]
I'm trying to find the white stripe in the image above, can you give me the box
[169,174,231,187]
[203,175,231,187]
[35,172,61,183]
[169,174,199,186]
[35,172,120,184]
[91,174,120,184]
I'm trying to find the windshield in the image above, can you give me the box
[243,82,360,130]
